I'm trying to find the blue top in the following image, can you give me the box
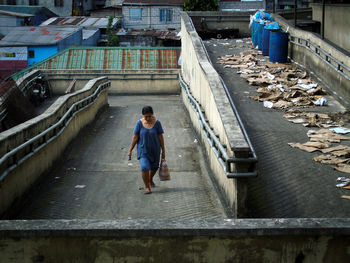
[133,119,164,162]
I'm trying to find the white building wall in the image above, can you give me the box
[0,15,21,36]
[123,5,182,30]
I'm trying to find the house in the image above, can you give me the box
[122,0,184,30]
[0,10,33,37]
[0,5,57,26]
[0,0,94,16]
[0,26,82,79]
[89,5,122,18]
[40,16,120,44]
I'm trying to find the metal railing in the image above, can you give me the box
[0,80,110,181]
[179,74,257,178]
[289,34,350,81]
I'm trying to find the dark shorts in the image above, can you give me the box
[139,157,159,172]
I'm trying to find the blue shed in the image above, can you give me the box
[0,26,82,66]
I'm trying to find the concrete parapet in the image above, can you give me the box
[42,69,180,95]
[180,12,251,216]
[273,14,350,109]
[0,218,349,262]
[0,77,109,217]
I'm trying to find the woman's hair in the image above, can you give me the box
[142,106,153,115]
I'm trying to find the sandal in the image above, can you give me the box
[144,189,152,194]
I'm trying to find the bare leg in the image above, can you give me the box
[142,170,151,193]
[150,170,157,187]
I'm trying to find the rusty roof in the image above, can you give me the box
[11,47,181,80]
[40,17,120,29]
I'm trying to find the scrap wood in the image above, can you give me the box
[288,142,320,153]
[313,155,349,165]
[273,100,294,109]
[307,129,350,142]
[341,195,350,200]
[335,164,350,174]
[321,145,349,154]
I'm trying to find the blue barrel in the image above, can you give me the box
[251,20,258,47]
[257,22,264,50]
[269,31,288,63]
[262,28,270,56]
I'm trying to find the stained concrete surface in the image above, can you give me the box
[204,37,350,218]
[13,95,228,220]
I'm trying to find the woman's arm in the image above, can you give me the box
[128,134,139,159]
[159,133,165,159]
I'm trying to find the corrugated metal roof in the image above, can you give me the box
[0,5,57,17]
[40,17,120,29]
[83,29,99,40]
[0,27,81,46]
[12,47,181,79]
[0,10,33,18]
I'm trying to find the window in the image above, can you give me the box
[28,50,35,59]
[54,0,64,7]
[129,8,142,21]
[29,0,39,5]
[160,9,172,23]
[7,0,16,5]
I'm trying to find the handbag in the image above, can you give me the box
[159,159,170,181]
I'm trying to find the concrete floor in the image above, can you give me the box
[204,37,350,218]
[13,95,228,220]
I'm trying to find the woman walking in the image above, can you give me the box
[128,106,165,194]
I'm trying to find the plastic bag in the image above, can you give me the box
[159,160,170,181]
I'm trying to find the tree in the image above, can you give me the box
[106,16,119,46]
[183,0,218,11]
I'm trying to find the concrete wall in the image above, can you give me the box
[0,76,109,217]
[188,11,253,38]
[0,14,25,36]
[0,218,350,262]
[311,3,350,53]
[180,12,250,217]
[273,14,350,109]
[123,5,182,30]
[43,69,180,95]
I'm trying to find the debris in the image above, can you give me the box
[330,127,350,134]
[335,164,350,174]
[336,177,350,187]
[314,155,349,165]
[341,195,350,200]
[75,185,86,189]
[288,142,320,153]
[236,39,243,43]
[194,139,198,143]
[263,101,274,108]
[314,97,327,106]
[321,145,349,154]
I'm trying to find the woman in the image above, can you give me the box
[128,106,165,194]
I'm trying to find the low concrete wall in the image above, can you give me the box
[180,12,250,217]
[273,14,350,109]
[0,219,350,262]
[311,4,350,53]
[0,77,109,217]
[43,69,180,95]
[188,11,252,37]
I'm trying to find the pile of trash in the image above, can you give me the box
[217,49,328,109]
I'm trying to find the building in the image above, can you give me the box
[40,16,120,44]
[0,10,33,37]
[122,0,184,30]
[89,5,122,18]
[219,0,264,11]
[0,26,82,79]
[0,0,94,16]
[0,5,57,26]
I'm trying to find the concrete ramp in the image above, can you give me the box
[13,95,228,220]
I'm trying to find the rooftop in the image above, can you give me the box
[0,5,57,17]
[40,17,120,29]
[0,26,81,46]
[0,9,33,18]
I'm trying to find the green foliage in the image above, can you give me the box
[183,0,218,11]
[107,15,119,46]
